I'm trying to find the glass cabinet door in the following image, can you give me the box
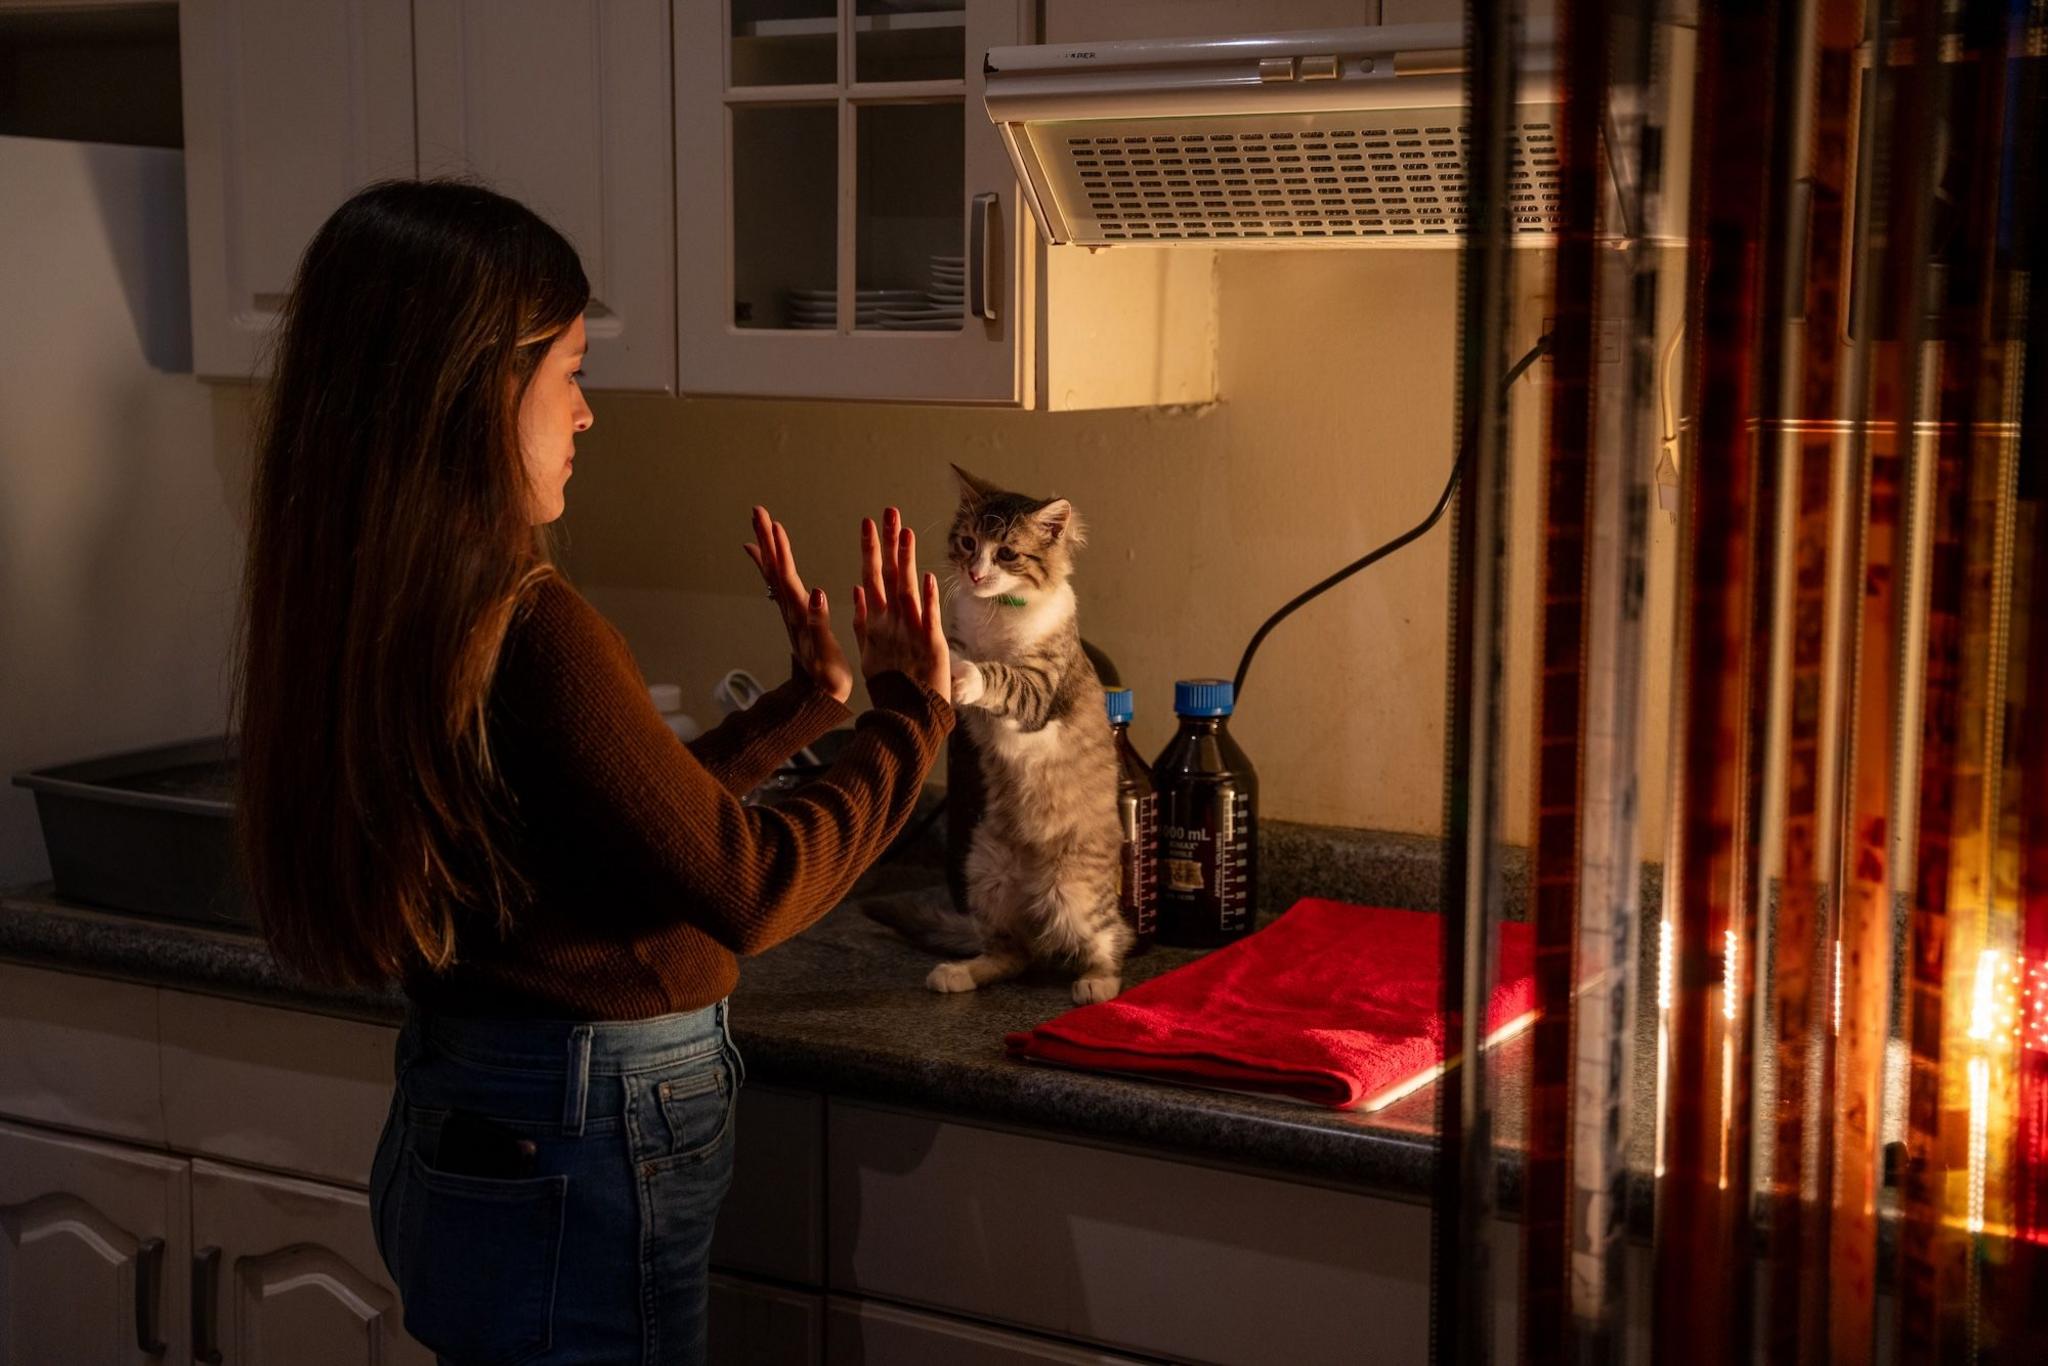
[677,0,1027,402]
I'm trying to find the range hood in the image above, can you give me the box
[983,22,1562,248]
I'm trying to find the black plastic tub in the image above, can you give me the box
[12,737,251,928]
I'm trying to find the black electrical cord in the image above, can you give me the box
[1231,332,1554,702]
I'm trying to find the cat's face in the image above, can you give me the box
[946,465,1084,600]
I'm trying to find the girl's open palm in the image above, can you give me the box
[850,507,949,700]
[744,506,854,704]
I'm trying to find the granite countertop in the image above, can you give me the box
[0,822,1663,1207]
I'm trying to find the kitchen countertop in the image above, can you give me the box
[0,823,1664,1210]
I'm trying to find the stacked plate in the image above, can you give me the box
[928,254,964,307]
[783,287,924,330]
[872,254,966,331]
[784,257,970,332]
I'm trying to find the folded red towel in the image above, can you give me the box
[1006,898,1537,1109]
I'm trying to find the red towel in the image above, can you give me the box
[1006,898,1537,1109]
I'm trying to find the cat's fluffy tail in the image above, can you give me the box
[862,885,984,958]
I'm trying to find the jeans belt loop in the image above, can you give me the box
[717,998,745,1088]
[563,1024,594,1137]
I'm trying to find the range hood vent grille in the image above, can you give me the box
[984,23,1569,248]
[1059,114,1561,243]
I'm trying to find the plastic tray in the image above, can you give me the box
[12,737,251,927]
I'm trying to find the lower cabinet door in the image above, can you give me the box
[0,1120,191,1366]
[710,1086,825,1285]
[709,1274,822,1366]
[188,1159,430,1366]
[826,1297,1149,1365]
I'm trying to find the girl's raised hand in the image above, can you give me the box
[744,505,854,704]
[850,507,949,700]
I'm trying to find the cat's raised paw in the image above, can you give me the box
[927,961,980,993]
[949,658,985,707]
[1071,975,1121,1004]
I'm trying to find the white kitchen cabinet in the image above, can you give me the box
[0,963,164,1146]
[710,1085,826,1284]
[188,1159,428,1366]
[675,0,1215,407]
[180,0,416,381]
[826,1100,1522,1366]
[414,0,677,392]
[0,1120,191,1366]
[159,991,397,1190]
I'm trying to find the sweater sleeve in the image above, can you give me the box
[685,670,850,798]
[495,581,953,956]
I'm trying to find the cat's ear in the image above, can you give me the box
[950,462,999,505]
[950,463,1000,504]
[1034,498,1085,548]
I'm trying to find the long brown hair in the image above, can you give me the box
[234,179,589,986]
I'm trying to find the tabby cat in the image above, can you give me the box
[871,466,1130,1003]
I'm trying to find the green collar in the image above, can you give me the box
[994,594,1029,609]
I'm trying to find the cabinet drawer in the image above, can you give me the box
[712,1086,824,1285]
[0,963,162,1143]
[160,990,395,1188]
[827,1101,1517,1366]
[709,1274,822,1366]
[827,1297,1148,1365]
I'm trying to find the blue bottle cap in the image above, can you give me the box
[1173,678,1235,717]
[1104,687,1134,725]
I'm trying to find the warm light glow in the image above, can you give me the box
[1723,927,1738,1022]
[1969,948,2019,1045]
[1660,918,1675,1013]
[2026,958,2048,1053]
[1959,949,2021,1240]
[1719,1033,1733,1191]
[1655,917,1673,1180]
[1832,939,1842,1037]
[1968,1056,1990,1236]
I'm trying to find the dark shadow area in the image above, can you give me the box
[81,138,192,374]
[0,5,181,149]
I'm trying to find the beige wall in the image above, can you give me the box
[552,247,1680,851]
[0,138,244,886]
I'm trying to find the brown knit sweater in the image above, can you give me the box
[404,575,953,1019]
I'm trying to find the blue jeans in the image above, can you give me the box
[368,1001,743,1365]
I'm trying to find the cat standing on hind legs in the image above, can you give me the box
[932,465,1131,1005]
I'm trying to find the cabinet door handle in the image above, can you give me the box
[192,1245,224,1365]
[134,1236,166,1354]
[970,191,1000,323]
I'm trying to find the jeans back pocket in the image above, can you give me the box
[397,1149,567,1365]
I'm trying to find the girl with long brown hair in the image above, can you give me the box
[236,179,952,1364]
